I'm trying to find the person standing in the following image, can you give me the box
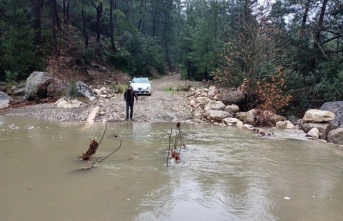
[124,85,138,121]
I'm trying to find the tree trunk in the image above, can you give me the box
[82,7,89,48]
[137,0,147,33]
[95,3,103,43]
[50,0,60,30]
[110,0,116,51]
[63,0,69,24]
[163,11,170,68]
[32,0,42,46]
[312,0,329,67]
[152,0,158,37]
[300,0,311,34]
[50,0,58,52]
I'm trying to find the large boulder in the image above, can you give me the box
[224,104,240,114]
[236,109,286,126]
[219,90,245,105]
[236,110,255,125]
[303,109,335,123]
[300,122,332,139]
[75,81,95,100]
[327,128,343,145]
[204,100,226,111]
[0,92,12,109]
[320,101,343,129]
[204,110,232,121]
[25,72,68,100]
[269,114,287,125]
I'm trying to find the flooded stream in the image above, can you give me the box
[1,116,343,221]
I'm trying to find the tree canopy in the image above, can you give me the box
[0,0,342,112]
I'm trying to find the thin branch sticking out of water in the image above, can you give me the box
[83,139,123,170]
[166,128,172,167]
[98,122,108,146]
[166,122,184,167]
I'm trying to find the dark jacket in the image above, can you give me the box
[124,88,138,103]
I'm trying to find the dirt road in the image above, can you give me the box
[3,74,201,123]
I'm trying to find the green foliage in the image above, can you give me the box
[65,82,79,98]
[180,0,225,81]
[109,82,125,93]
[111,31,166,76]
[5,71,19,83]
[83,48,97,64]
[312,60,343,102]
[0,0,44,81]
[163,84,192,92]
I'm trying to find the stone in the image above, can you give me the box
[55,97,83,108]
[307,128,319,139]
[236,109,255,125]
[276,120,295,129]
[224,104,240,114]
[189,99,197,107]
[204,110,232,121]
[195,97,212,108]
[223,117,243,127]
[93,89,101,95]
[75,81,96,100]
[0,92,12,109]
[327,128,343,145]
[219,90,245,105]
[303,109,335,123]
[204,100,226,111]
[207,86,217,97]
[25,71,68,100]
[11,87,25,96]
[300,122,332,139]
[320,101,343,129]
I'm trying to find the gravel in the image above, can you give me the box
[2,74,202,123]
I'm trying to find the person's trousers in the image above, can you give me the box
[126,102,134,119]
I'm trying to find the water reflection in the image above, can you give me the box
[0,116,343,221]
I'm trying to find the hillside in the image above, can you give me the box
[46,24,130,86]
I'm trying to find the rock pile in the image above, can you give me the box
[187,86,286,128]
[187,86,343,145]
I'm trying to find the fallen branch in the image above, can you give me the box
[82,122,107,160]
[97,139,123,163]
[83,139,123,169]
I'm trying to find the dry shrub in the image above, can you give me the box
[254,68,292,126]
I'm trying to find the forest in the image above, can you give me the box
[0,0,342,113]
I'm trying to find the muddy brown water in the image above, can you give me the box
[1,116,343,221]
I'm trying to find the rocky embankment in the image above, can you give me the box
[186,85,343,145]
[1,72,343,145]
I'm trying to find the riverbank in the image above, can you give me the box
[2,74,203,123]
